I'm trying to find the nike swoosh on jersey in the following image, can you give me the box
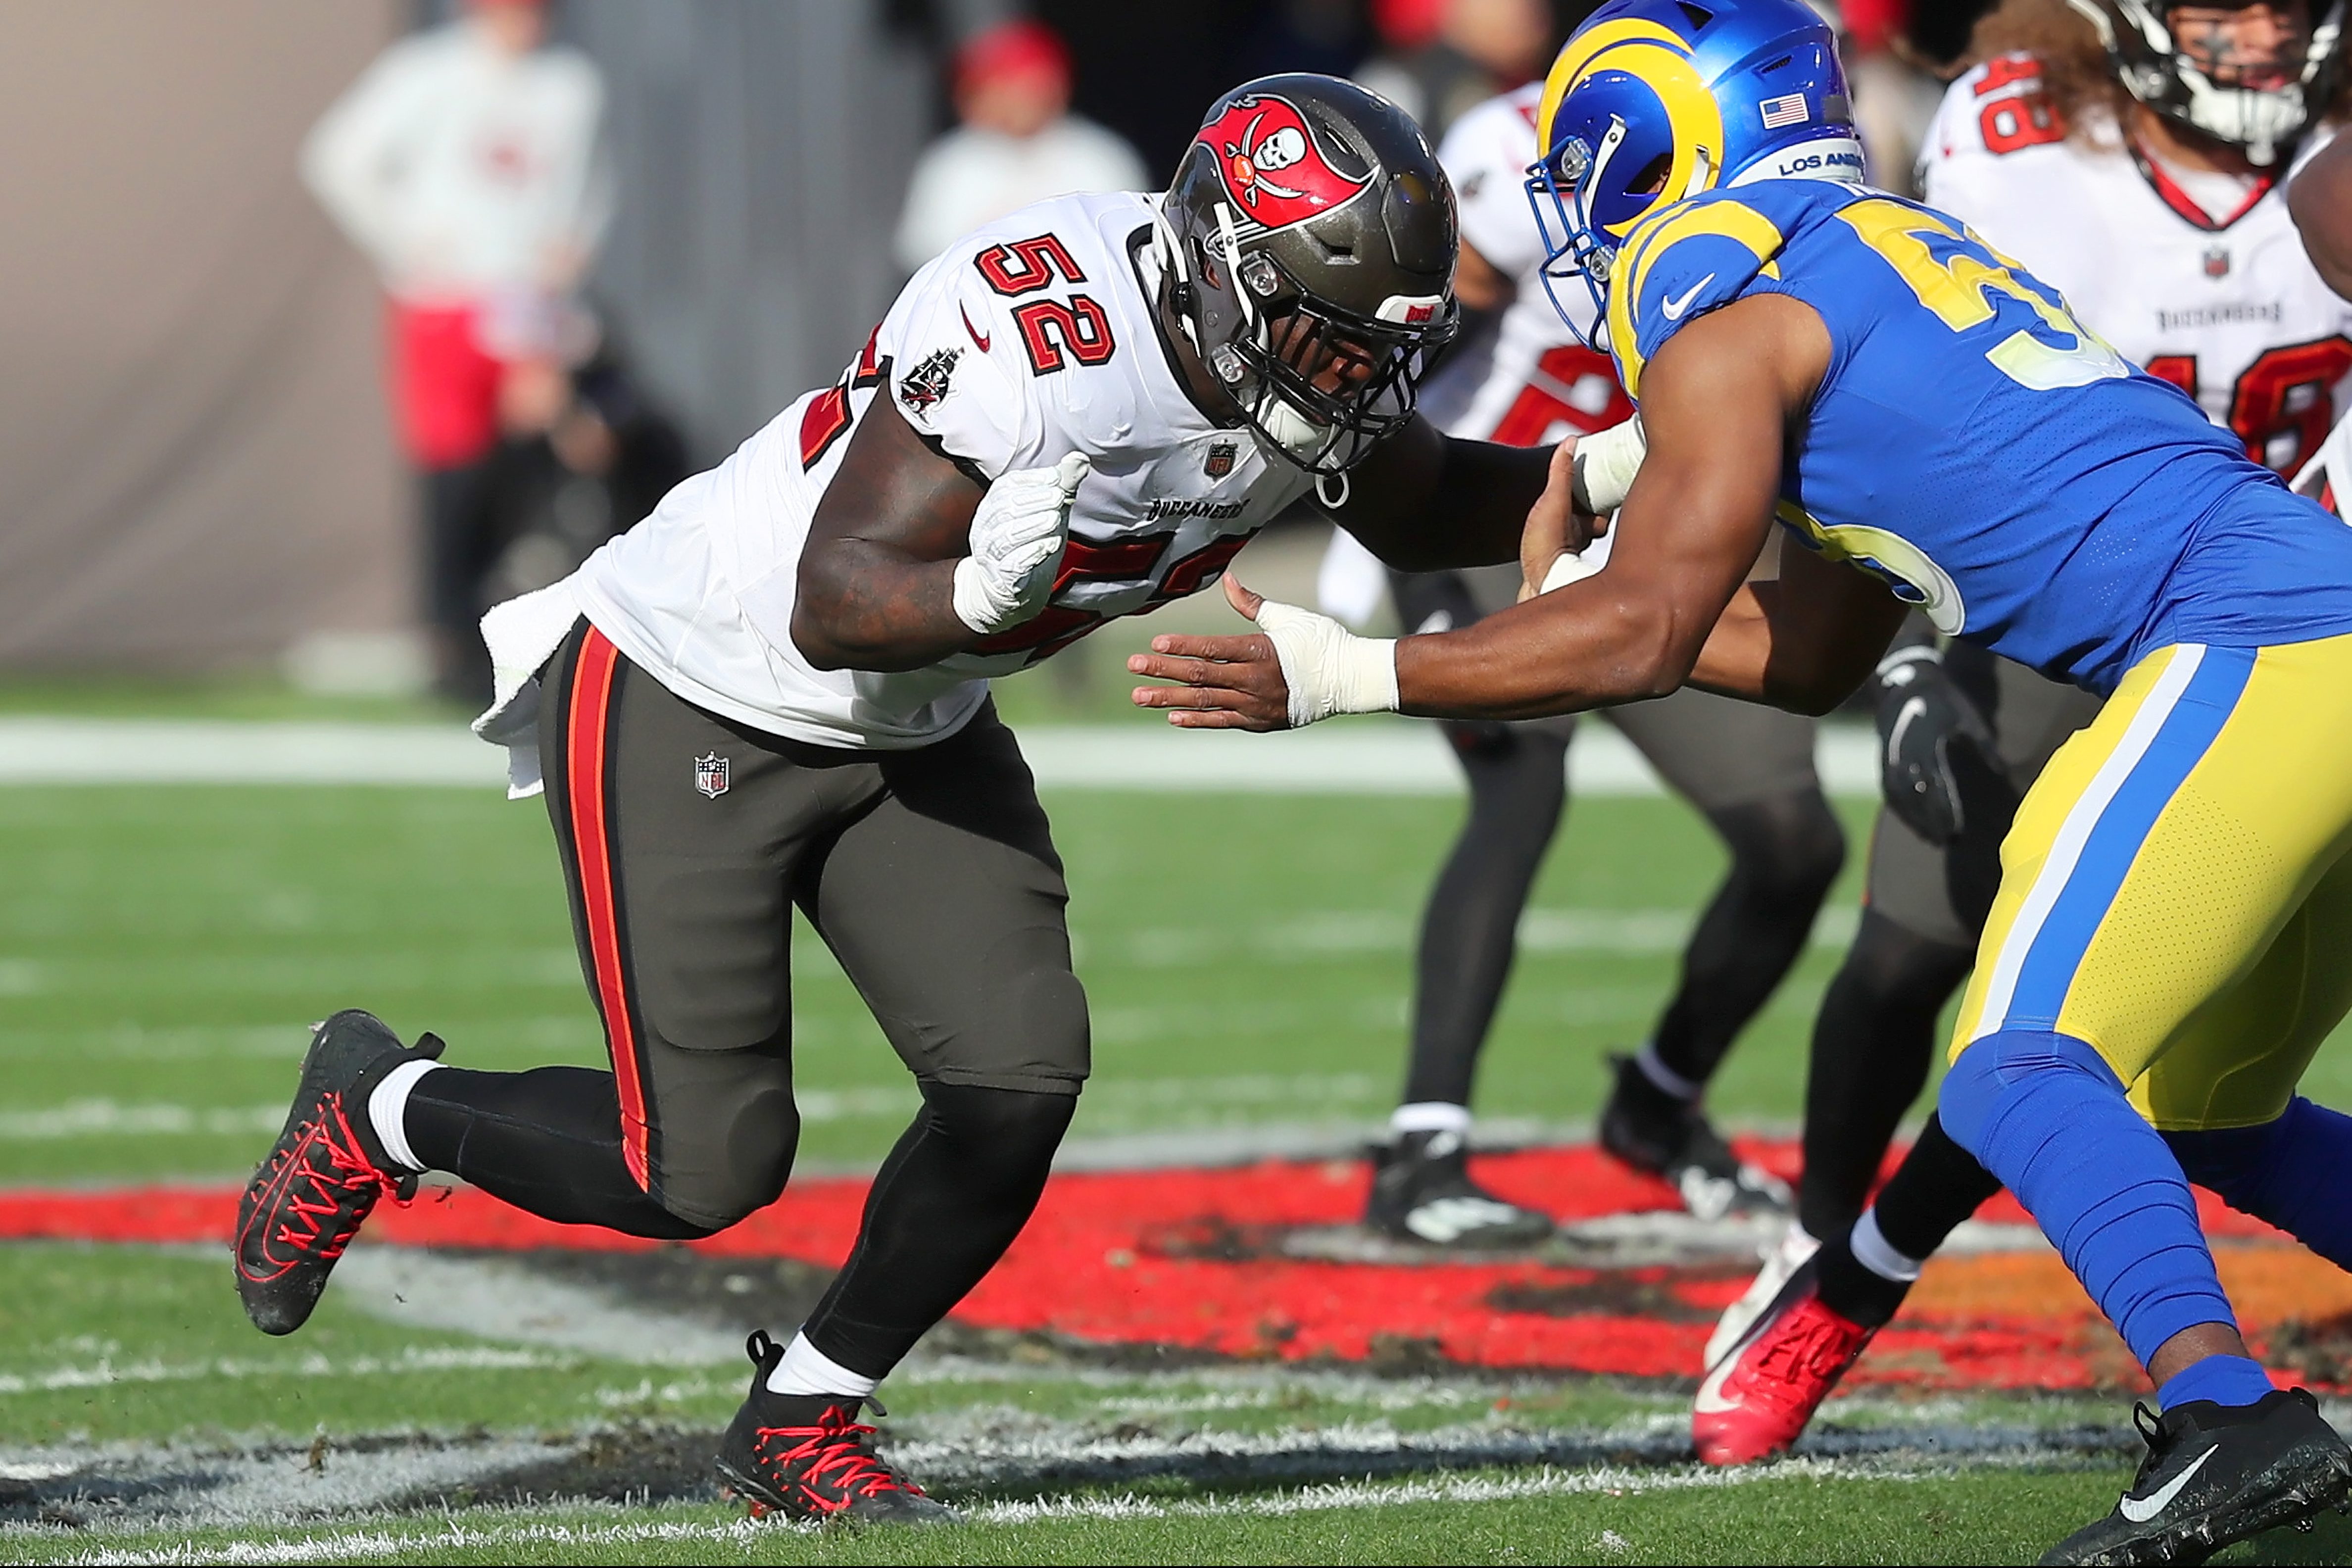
[961,302,991,352]
[2119,1448,2217,1523]
[1661,274,1717,322]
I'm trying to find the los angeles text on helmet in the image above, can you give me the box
[1735,136,1868,185]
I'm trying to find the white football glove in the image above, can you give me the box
[1250,596,1400,728]
[952,452,1091,635]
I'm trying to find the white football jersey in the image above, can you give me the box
[1923,57,2352,477]
[1421,85,1633,446]
[570,191,1315,749]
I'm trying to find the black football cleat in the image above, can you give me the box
[716,1331,958,1525]
[234,1010,441,1335]
[1598,1052,1792,1221]
[1366,1128,1554,1248]
[2042,1388,2352,1566]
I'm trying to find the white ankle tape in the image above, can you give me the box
[1851,1207,1924,1283]
[767,1330,881,1400]
[1390,1102,1472,1137]
[367,1059,442,1175]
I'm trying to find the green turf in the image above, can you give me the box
[23,1466,2347,1567]
[0,784,1865,1182]
[5,760,2352,1563]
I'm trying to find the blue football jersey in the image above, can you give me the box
[1604,179,2352,694]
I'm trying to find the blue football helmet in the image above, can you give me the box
[1525,0,1864,343]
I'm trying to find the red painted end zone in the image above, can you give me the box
[6,1143,2339,1392]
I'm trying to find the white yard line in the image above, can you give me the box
[0,717,1878,796]
[43,1452,2078,1566]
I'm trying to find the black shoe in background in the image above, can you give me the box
[1598,1052,1792,1222]
[1365,1127,1554,1248]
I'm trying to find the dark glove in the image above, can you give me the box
[1873,643,1993,846]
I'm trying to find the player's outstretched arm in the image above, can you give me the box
[2290,133,2352,301]
[1323,414,1567,572]
[1131,295,1875,727]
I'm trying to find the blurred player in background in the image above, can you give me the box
[1698,0,2352,1470]
[303,0,611,703]
[1329,80,1843,1249]
[237,74,1605,1525]
[1358,0,1558,142]
[893,19,1148,272]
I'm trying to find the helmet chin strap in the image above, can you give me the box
[1149,197,1205,353]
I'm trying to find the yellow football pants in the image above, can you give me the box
[1950,634,2352,1128]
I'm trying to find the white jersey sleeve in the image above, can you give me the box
[868,247,1045,482]
[1440,86,1546,278]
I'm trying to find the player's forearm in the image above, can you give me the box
[1391,589,1696,719]
[1685,579,1893,715]
[791,544,976,672]
[1335,428,1547,572]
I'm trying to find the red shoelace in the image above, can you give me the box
[751,1412,923,1513]
[248,1095,396,1271]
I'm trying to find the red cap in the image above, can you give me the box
[955,19,1072,98]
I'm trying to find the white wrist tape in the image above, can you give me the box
[1252,598,1399,728]
[1540,550,1603,593]
[1570,416,1646,515]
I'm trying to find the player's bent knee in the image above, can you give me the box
[1721,790,1847,900]
[921,1081,1076,1189]
[1938,1029,2123,1159]
[649,1083,801,1231]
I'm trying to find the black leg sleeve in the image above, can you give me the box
[799,1082,1075,1377]
[1795,909,1976,1240]
[1868,1111,2005,1260]
[1650,790,1847,1088]
[404,1065,718,1241]
[1399,724,1571,1108]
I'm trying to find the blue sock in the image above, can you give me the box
[2165,1097,2352,1269]
[2157,1353,2273,1412]
[1940,1029,2237,1369]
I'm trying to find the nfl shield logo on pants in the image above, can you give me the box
[695,753,729,798]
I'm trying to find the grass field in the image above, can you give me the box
[1,683,2349,1563]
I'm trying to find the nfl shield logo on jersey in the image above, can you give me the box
[695,753,730,798]
[1205,440,1237,479]
[2204,245,2231,278]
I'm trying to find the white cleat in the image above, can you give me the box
[1704,1218,1820,1370]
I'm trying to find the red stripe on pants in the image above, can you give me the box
[565,628,652,1188]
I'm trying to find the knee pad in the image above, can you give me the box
[651,1082,800,1231]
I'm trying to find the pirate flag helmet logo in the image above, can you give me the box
[1201,94,1372,234]
[1156,74,1458,479]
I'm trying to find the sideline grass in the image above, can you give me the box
[0,785,1872,1182]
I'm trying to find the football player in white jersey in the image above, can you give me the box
[230,76,1576,1522]
[1682,0,2352,1468]
[1348,83,1844,1249]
